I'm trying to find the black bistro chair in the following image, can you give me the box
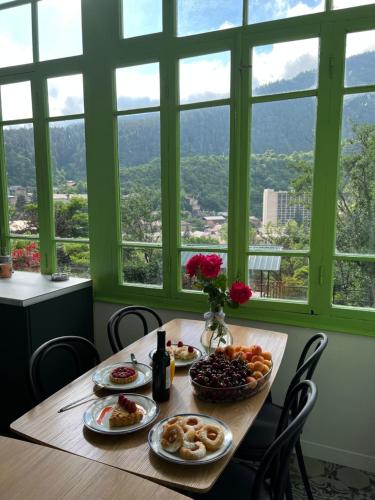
[107,306,163,354]
[29,335,100,404]
[235,332,328,500]
[193,380,317,500]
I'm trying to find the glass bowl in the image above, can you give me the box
[189,357,272,403]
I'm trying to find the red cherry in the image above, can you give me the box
[188,345,194,353]
[177,341,183,347]
[166,340,172,346]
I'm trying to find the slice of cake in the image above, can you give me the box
[109,394,143,428]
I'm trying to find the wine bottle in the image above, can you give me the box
[152,330,170,402]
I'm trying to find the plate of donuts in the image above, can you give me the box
[148,413,233,465]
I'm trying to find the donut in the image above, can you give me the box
[163,416,184,431]
[160,424,184,453]
[198,424,224,451]
[182,416,204,432]
[179,442,206,460]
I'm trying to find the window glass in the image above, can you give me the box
[11,239,40,272]
[118,113,162,244]
[38,0,82,61]
[0,4,32,68]
[252,38,319,97]
[333,261,375,308]
[1,81,33,121]
[249,97,316,251]
[49,119,89,239]
[180,52,230,105]
[336,93,375,254]
[249,0,324,24]
[180,106,230,246]
[47,74,84,117]
[123,247,163,286]
[57,242,90,278]
[116,63,160,111]
[4,124,38,235]
[177,0,242,37]
[333,0,375,9]
[122,0,162,38]
[345,30,375,87]
[249,255,309,302]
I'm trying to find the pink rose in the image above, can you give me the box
[185,254,204,277]
[229,281,253,304]
[200,254,223,279]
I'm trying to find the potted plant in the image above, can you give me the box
[0,245,12,278]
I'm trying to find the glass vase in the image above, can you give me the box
[200,309,233,354]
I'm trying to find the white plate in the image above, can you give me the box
[148,413,233,465]
[83,393,159,435]
[149,345,202,368]
[92,362,152,390]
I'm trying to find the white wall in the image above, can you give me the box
[94,301,375,473]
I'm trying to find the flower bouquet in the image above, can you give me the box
[185,254,252,353]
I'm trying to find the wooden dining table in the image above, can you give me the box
[11,319,288,494]
[0,436,188,499]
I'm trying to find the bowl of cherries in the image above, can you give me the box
[189,344,273,403]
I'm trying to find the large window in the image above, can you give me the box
[0,0,374,336]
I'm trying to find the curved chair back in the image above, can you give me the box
[107,306,163,353]
[252,380,317,500]
[29,335,100,403]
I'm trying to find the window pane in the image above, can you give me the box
[250,98,316,250]
[333,0,375,9]
[11,240,40,273]
[1,81,32,121]
[336,93,375,254]
[252,38,319,96]
[4,124,38,235]
[38,0,82,61]
[249,0,324,24]
[181,251,227,290]
[49,120,89,238]
[123,247,162,286]
[0,4,32,68]
[180,52,230,105]
[47,74,84,117]
[116,63,160,111]
[249,255,309,302]
[122,0,162,38]
[345,30,375,87]
[178,0,242,37]
[180,106,230,246]
[57,242,90,278]
[118,113,161,243]
[333,261,375,308]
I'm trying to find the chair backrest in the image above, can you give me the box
[252,380,317,500]
[107,306,163,353]
[29,335,100,403]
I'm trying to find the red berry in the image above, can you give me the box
[177,341,183,347]
[188,345,194,353]
[166,340,172,346]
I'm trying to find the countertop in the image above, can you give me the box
[0,271,92,307]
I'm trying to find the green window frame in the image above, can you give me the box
[0,0,374,337]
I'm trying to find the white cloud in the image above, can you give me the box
[346,29,375,57]
[180,56,230,102]
[47,74,84,116]
[116,64,160,104]
[1,81,32,121]
[287,1,324,17]
[333,0,375,8]
[219,20,235,30]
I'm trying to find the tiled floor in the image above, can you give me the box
[290,456,375,500]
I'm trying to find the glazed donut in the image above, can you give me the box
[179,442,206,460]
[182,416,204,432]
[163,416,184,431]
[160,424,184,453]
[197,424,224,451]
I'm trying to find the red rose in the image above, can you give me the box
[185,254,204,277]
[200,254,223,279]
[229,281,253,304]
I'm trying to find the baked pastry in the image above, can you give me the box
[109,394,143,428]
[182,416,204,432]
[197,424,224,451]
[160,423,184,452]
[179,442,206,460]
[166,341,197,361]
[110,366,138,384]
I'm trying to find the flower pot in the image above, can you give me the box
[0,255,12,279]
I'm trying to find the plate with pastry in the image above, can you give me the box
[149,341,202,368]
[92,362,152,390]
[148,413,233,465]
[83,393,159,435]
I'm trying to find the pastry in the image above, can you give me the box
[179,442,206,460]
[160,423,184,452]
[182,416,204,432]
[109,394,143,428]
[166,341,197,361]
[110,366,138,384]
[198,424,224,451]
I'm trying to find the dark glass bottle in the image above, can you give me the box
[152,330,170,402]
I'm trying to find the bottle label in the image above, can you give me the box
[165,366,170,389]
